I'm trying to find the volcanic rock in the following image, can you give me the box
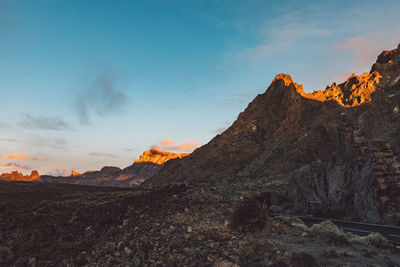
[298,72,381,107]
[144,44,400,223]
[290,252,318,267]
[1,181,399,266]
[134,149,189,165]
[0,170,40,182]
[371,44,400,87]
[71,171,81,177]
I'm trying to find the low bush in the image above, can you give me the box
[365,232,388,248]
[310,221,388,248]
[310,221,342,236]
[344,232,370,247]
[278,216,310,231]
[278,216,304,225]
[230,199,267,232]
[0,247,14,264]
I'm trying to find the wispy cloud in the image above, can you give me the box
[20,114,70,131]
[236,22,330,64]
[0,137,19,143]
[0,162,31,170]
[151,138,199,153]
[0,123,11,128]
[223,4,332,66]
[29,137,68,150]
[76,71,128,125]
[89,152,118,158]
[0,152,48,161]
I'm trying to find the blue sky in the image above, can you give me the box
[0,0,399,175]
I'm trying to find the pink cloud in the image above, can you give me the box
[0,152,48,161]
[156,138,175,146]
[329,29,400,83]
[151,139,200,153]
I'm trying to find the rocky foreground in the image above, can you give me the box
[0,181,399,266]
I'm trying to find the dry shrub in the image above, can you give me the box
[230,199,268,232]
[310,221,388,248]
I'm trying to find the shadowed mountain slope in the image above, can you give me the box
[145,44,400,223]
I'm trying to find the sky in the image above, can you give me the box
[0,0,400,175]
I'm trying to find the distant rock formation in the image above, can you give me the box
[144,44,400,223]
[0,170,40,181]
[134,149,189,165]
[71,171,81,177]
[40,149,189,187]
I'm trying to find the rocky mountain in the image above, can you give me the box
[40,149,189,187]
[0,170,40,182]
[144,44,400,223]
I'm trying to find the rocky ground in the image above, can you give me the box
[0,181,399,266]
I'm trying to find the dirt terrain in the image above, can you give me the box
[0,181,399,266]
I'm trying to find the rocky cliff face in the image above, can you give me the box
[40,150,189,187]
[298,72,381,107]
[144,45,400,223]
[0,170,40,182]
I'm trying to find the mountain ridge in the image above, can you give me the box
[39,149,189,187]
[144,44,400,223]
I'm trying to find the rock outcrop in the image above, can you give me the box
[134,149,189,165]
[0,170,40,182]
[298,72,381,107]
[40,150,189,187]
[144,44,400,223]
[71,171,81,177]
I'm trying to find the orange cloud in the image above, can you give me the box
[151,139,200,153]
[157,138,175,146]
[0,152,48,161]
